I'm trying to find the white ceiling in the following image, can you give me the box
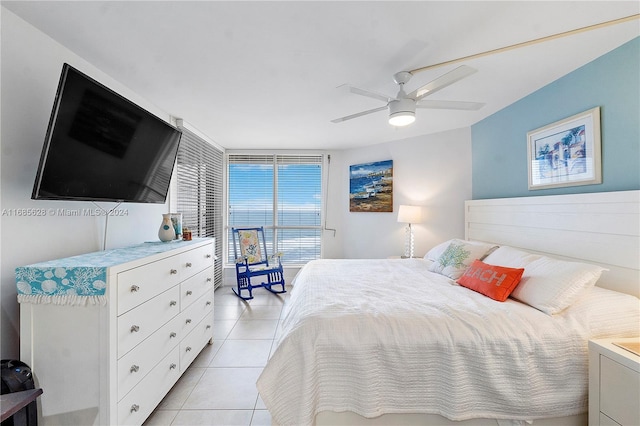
[3,1,639,150]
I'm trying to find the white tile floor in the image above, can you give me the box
[143,286,290,426]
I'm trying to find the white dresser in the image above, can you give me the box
[17,238,215,425]
[588,338,640,426]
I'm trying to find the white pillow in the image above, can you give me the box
[510,256,607,315]
[564,286,640,338]
[424,239,496,262]
[483,246,541,268]
[424,240,454,261]
[428,239,498,280]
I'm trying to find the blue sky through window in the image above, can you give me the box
[228,163,321,226]
[228,159,323,263]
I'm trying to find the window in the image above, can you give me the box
[227,154,323,265]
[176,124,224,289]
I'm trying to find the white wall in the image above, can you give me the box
[222,129,472,284]
[0,9,177,358]
[335,128,472,259]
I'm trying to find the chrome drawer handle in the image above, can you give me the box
[130,404,139,413]
[130,325,140,333]
[206,301,211,306]
[130,365,139,373]
[130,285,139,292]
[206,325,211,330]
[170,269,177,275]
[185,319,192,324]
[206,278,212,283]
[186,346,192,352]
[186,290,192,296]
[206,254,212,258]
[186,262,192,268]
[170,332,177,338]
[170,300,177,306]
[170,363,177,370]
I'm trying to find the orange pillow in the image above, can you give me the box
[457,260,525,302]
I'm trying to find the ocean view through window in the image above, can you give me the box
[227,154,323,265]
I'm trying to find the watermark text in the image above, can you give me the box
[2,208,129,217]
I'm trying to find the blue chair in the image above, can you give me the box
[231,227,286,300]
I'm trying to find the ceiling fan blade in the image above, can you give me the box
[416,100,484,110]
[331,106,388,123]
[338,84,393,103]
[407,65,477,100]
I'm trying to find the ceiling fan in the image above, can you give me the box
[331,14,637,127]
[331,65,484,127]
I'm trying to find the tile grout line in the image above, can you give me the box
[149,288,289,425]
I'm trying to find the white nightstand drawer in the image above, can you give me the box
[601,355,640,425]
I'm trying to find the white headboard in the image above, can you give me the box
[465,190,640,298]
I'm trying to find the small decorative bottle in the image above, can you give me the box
[158,213,176,242]
[182,226,192,241]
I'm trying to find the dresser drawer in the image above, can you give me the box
[600,355,640,425]
[117,256,182,315]
[117,347,181,425]
[117,313,183,400]
[176,292,213,339]
[180,315,214,371]
[117,286,180,358]
[179,243,214,280]
[180,267,213,309]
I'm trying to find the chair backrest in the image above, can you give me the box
[232,227,268,266]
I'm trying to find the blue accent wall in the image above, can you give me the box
[471,37,639,199]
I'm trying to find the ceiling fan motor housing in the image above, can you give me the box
[388,97,416,126]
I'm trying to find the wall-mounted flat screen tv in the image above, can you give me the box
[32,63,182,203]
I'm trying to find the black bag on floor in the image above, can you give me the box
[1,360,37,426]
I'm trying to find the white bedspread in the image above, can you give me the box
[256,259,640,425]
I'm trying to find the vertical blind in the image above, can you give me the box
[176,126,223,289]
[227,154,323,264]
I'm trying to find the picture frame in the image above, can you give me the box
[349,160,393,212]
[527,107,601,190]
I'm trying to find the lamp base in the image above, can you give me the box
[404,224,415,258]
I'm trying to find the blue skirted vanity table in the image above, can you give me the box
[16,238,215,425]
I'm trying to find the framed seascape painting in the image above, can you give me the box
[349,160,393,212]
[527,107,602,190]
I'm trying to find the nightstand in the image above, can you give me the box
[588,338,640,426]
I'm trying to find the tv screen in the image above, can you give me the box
[32,63,182,203]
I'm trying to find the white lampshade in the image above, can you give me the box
[397,205,422,224]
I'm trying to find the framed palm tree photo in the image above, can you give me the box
[527,107,601,190]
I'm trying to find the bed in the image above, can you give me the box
[256,190,640,426]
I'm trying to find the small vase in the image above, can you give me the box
[158,213,176,242]
[170,213,183,240]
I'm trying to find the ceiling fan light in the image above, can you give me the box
[389,111,415,126]
[388,98,416,127]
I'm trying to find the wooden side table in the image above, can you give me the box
[0,388,42,423]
